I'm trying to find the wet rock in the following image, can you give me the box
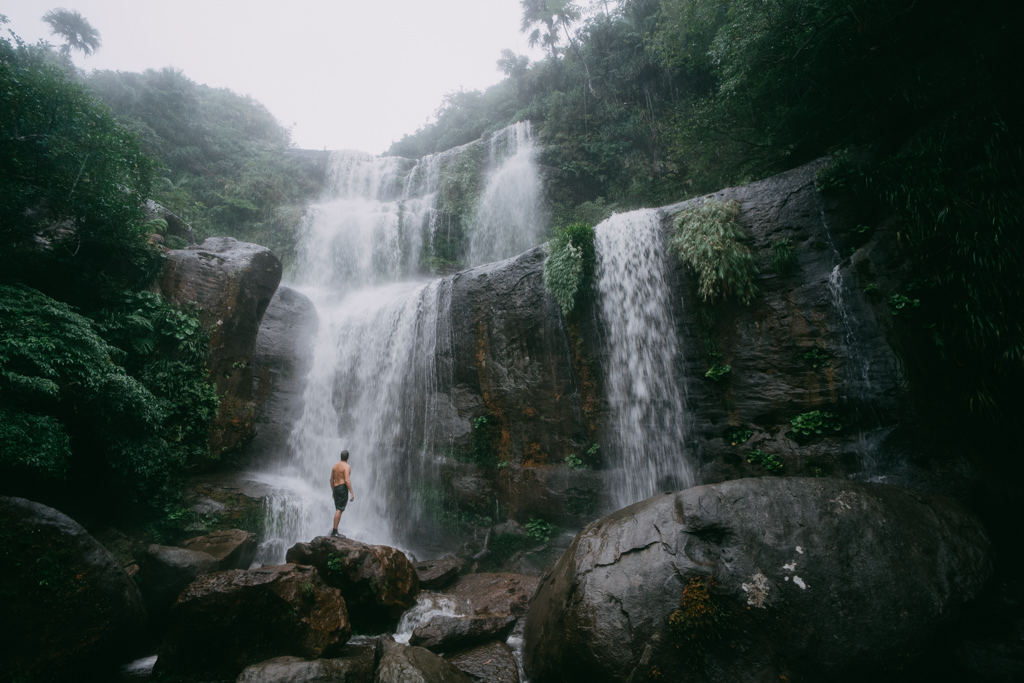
[139,543,218,624]
[156,563,349,679]
[375,637,472,683]
[249,285,318,467]
[523,477,993,682]
[181,528,259,570]
[410,573,538,652]
[286,536,419,629]
[0,496,147,681]
[414,555,465,590]
[155,236,282,454]
[445,640,520,682]
[236,649,375,683]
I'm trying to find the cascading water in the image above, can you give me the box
[253,123,547,563]
[593,210,695,509]
[467,121,545,266]
[815,191,886,476]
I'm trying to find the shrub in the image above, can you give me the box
[543,222,596,316]
[747,448,782,472]
[670,200,759,305]
[525,518,555,543]
[771,238,797,275]
[789,410,842,439]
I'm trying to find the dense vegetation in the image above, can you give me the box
[393,0,1023,455]
[0,26,218,531]
[88,67,323,264]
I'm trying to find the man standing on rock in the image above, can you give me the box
[330,450,354,538]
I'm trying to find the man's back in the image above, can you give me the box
[331,461,350,488]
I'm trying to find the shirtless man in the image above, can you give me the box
[329,450,355,538]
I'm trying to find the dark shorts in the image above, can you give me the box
[333,484,349,511]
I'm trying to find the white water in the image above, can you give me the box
[254,124,546,562]
[594,210,695,509]
[467,121,546,266]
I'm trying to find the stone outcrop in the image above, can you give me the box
[523,477,993,682]
[237,650,376,683]
[0,496,147,681]
[286,536,419,629]
[441,248,605,528]
[662,161,913,485]
[445,640,520,682]
[155,237,282,454]
[414,555,464,590]
[156,563,349,679]
[409,573,537,652]
[139,543,219,623]
[248,285,317,467]
[375,637,472,683]
[181,528,259,570]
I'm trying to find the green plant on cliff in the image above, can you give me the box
[771,238,797,275]
[747,448,783,473]
[670,200,759,306]
[543,222,596,316]
[789,410,842,440]
[526,517,555,543]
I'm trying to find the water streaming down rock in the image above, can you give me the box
[254,126,547,562]
[467,122,545,266]
[815,193,888,476]
[593,210,695,509]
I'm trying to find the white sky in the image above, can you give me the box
[3,0,545,154]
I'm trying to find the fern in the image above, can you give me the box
[670,199,759,305]
[543,223,596,316]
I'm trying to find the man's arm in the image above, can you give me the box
[343,465,354,501]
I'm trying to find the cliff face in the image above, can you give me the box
[157,237,282,455]
[251,159,952,543]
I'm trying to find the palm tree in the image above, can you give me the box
[520,0,581,59]
[42,8,101,57]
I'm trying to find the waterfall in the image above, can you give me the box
[593,210,695,509]
[253,124,545,562]
[467,121,545,266]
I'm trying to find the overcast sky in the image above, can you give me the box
[4,0,545,154]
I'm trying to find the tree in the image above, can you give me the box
[520,0,581,58]
[42,8,101,57]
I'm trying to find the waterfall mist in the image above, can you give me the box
[593,210,695,509]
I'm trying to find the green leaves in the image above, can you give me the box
[670,199,759,306]
[543,222,596,316]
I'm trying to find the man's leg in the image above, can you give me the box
[333,508,342,531]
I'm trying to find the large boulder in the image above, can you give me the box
[287,536,419,630]
[155,236,282,454]
[374,638,472,683]
[138,543,219,624]
[0,496,148,681]
[237,650,376,683]
[408,573,537,652]
[414,554,464,590]
[523,477,993,682]
[181,528,259,570]
[156,563,349,679]
[445,640,520,682]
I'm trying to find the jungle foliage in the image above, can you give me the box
[0,28,218,527]
[391,0,1023,452]
[87,66,323,265]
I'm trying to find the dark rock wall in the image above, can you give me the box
[157,237,282,455]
